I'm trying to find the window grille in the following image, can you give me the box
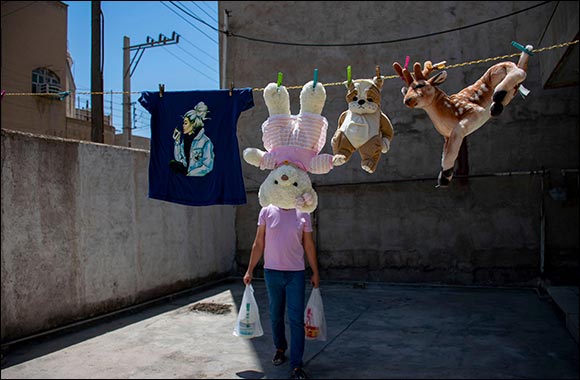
[32,68,61,94]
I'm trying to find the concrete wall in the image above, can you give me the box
[223,1,579,285]
[114,133,151,151]
[66,117,116,145]
[536,1,579,88]
[1,129,237,342]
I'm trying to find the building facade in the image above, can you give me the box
[1,1,117,144]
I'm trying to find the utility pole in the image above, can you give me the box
[221,10,230,89]
[122,32,179,147]
[122,36,131,147]
[91,0,104,143]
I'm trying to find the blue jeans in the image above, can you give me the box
[264,269,305,369]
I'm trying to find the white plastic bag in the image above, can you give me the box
[304,287,327,341]
[233,284,264,338]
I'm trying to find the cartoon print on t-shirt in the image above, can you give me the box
[169,101,215,176]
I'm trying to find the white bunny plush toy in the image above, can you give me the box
[243,80,335,213]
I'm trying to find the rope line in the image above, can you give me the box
[252,40,579,92]
[4,40,577,96]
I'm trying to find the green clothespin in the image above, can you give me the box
[276,72,283,92]
[347,65,352,86]
[511,41,534,56]
[312,69,318,91]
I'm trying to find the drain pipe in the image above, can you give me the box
[540,168,546,276]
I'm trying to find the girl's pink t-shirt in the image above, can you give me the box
[258,205,313,271]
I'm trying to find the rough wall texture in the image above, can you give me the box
[223,1,579,285]
[1,129,237,341]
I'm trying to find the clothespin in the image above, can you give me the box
[400,56,411,82]
[159,84,165,98]
[404,56,410,70]
[518,84,531,99]
[1,90,5,101]
[375,65,381,80]
[433,61,447,70]
[229,81,234,96]
[511,41,534,56]
[346,65,352,86]
[57,91,71,101]
[312,69,318,91]
[276,72,283,92]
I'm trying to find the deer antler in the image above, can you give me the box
[419,61,447,79]
[392,62,413,86]
[413,62,426,81]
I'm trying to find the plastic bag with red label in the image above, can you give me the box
[304,287,327,341]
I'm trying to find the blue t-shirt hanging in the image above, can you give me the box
[139,88,254,206]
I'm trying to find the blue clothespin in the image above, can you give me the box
[511,41,534,56]
[57,91,71,101]
[276,72,283,92]
[312,69,318,91]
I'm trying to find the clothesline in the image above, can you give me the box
[3,40,577,97]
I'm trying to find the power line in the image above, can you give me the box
[180,35,219,63]
[175,44,218,74]
[164,1,218,44]
[225,1,553,47]
[162,46,216,82]
[198,0,217,16]
[169,0,220,32]
[189,1,218,24]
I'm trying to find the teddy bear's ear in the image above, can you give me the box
[373,76,384,91]
[373,65,384,90]
[343,80,355,92]
[258,182,272,208]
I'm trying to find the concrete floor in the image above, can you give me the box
[1,279,578,379]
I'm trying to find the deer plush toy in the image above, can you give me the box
[243,80,335,213]
[331,68,394,173]
[393,44,533,187]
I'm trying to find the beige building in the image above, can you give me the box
[1,1,119,145]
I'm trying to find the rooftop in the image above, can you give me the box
[1,279,578,379]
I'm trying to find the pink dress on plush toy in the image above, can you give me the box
[260,112,334,174]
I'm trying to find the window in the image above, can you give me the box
[32,68,61,93]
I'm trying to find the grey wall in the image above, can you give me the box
[1,129,237,341]
[223,1,579,285]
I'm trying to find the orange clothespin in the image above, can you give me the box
[159,83,165,98]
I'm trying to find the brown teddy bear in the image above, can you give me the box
[331,68,394,173]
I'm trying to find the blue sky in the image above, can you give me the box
[64,1,220,137]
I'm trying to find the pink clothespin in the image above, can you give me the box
[400,56,411,83]
[404,56,410,70]
[1,90,5,101]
